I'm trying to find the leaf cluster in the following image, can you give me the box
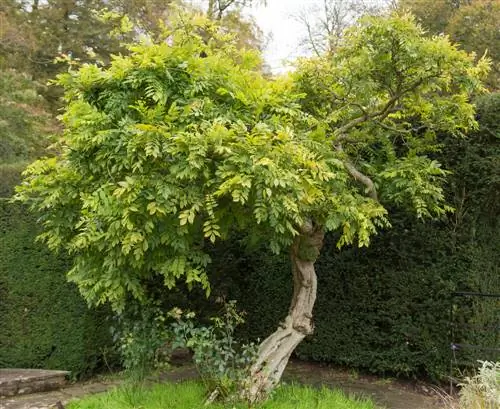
[169,301,257,402]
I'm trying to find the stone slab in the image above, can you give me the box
[0,370,70,398]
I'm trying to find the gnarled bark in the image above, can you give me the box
[243,222,324,403]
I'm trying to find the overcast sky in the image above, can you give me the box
[191,1,389,73]
[249,0,318,73]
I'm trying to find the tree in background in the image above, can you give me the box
[398,0,499,88]
[17,12,487,402]
[294,0,392,56]
[0,70,57,197]
[0,1,265,108]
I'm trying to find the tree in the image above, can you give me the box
[205,0,262,20]
[0,69,57,197]
[17,13,487,403]
[295,0,390,56]
[397,0,500,88]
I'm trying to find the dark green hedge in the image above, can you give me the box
[220,214,498,379]
[0,202,114,378]
[0,162,26,198]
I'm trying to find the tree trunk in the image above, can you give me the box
[243,222,324,403]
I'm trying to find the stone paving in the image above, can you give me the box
[0,363,445,409]
[0,370,70,399]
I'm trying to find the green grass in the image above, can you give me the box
[67,381,378,409]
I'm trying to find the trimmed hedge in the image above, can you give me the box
[221,214,498,379]
[0,162,27,198]
[0,202,114,377]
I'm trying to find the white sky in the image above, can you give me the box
[249,0,320,73]
[190,0,324,72]
[191,1,389,73]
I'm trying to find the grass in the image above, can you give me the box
[67,381,378,409]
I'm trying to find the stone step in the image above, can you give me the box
[0,370,70,398]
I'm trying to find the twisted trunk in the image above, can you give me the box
[243,223,324,403]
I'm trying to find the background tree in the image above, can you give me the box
[294,0,393,56]
[0,70,57,197]
[397,0,499,88]
[17,13,487,403]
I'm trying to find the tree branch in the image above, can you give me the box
[332,94,401,139]
[335,144,378,201]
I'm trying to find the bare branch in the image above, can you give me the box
[332,71,442,140]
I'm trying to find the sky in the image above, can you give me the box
[248,0,319,73]
[191,1,390,73]
[190,0,323,72]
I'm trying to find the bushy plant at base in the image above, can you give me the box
[169,301,258,403]
[114,300,171,381]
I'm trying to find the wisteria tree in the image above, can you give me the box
[17,13,487,402]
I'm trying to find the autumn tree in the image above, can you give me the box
[17,13,487,403]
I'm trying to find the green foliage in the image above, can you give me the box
[218,94,500,379]
[398,0,500,88]
[0,202,114,377]
[17,13,485,314]
[66,381,377,409]
[114,300,171,381]
[169,301,257,401]
[458,361,500,409]
[0,69,56,163]
[294,14,488,221]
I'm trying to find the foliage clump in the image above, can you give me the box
[458,361,500,409]
[169,301,257,402]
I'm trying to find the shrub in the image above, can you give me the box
[114,300,171,381]
[169,301,258,402]
[459,361,500,409]
[0,202,114,377]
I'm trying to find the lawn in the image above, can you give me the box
[67,381,378,409]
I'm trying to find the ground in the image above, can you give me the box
[0,360,447,409]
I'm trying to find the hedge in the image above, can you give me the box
[0,162,26,198]
[0,202,114,378]
[222,215,498,379]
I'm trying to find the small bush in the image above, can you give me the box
[458,361,500,409]
[114,300,171,381]
[169,301,258,402]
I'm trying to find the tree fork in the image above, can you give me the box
[243,222,324,403]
